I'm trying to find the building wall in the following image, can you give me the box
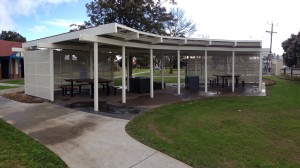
[0,60,2,80]
[271,59,283,76]
[1,55,23,80]
[24,49,53,101]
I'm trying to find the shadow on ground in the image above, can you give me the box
[54,82,265,120]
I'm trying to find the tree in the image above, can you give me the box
[282,32,300,68]
[165,8,197,37]
[72,0,176,34]
[0,31,26,42]
[135,56,150,68]
[165,8,196,74]
[70,24,89,32]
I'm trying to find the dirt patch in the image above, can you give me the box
[263,78,276,86]
[2,92,45,103]
[293,153,300,164]
[148,124,174,144]
[278,75,300,81]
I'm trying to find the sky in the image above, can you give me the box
[1,0,300,55]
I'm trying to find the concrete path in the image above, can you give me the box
[0,83,23,87]
[0,96,191,168]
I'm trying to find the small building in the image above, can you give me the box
[0,40,24,80]
[19,23,269,111]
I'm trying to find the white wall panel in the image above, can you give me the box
[36,52,50,62]
[26,75,36,85]
[24,49,53,101]
[37,63,50,75]
[36,75,51,88]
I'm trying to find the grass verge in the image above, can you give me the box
[0,86,16,90]
[0,119,67,168]
[126,76,300,167]
[1,79,24,85]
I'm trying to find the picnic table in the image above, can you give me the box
[213,74,240,88]
[64,78,112,97]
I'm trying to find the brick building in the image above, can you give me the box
[0,40,24,80]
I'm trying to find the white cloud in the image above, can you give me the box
[0,0,15,30]
[0,0,78,31]
[30,25,48,33]
[45,19,84,28]
[174,0,300,54]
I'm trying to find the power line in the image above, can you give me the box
[266,22,277,55]
[265,22,277,73]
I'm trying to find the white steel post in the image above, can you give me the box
[188,55,190,75]
[150,49,154,98]
[90,48,93,79]
[127,52,130,92]
[232,51,235,92]
[194,56,197,75]
[161,57,164,89]
[177,50,181,95]
[122,46,126,103]
[50,49,54,101]
[259,52,263,92]
[205,50,208,93]
[94,42,99,111]
[110,55,114,86]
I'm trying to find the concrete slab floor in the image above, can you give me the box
[0,96,191,168]
[53,83,265,121]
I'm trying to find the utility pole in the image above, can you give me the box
[265,22,277,73]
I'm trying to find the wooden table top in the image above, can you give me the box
[64,78,112,83]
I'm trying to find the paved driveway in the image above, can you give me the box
[0,96,191,168]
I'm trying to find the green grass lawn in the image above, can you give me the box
[126,77,300,167]
[113,68,185,85]
[114,68,150,77]
[114,68,185,77]
[0,119,67,168]
[1,79,24,85]
[0,86,16,90]
[133,68,185,77]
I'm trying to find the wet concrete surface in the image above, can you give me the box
[29,121,97,145]
[3,104,74,130]
[54,90,184,120]
[53,83,265,121]
[0,96,192,168]
[65,101,141,120]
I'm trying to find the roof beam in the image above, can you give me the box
[36,42,90,51]
[234,41,237,47]
[12,47,25,52]
[80,34,125,46]
[179,39,187,45]
[207,40,212,46]
[125,32,139,41]
[79,34,268,52]
[152,37,163,44]
[23,23,117,48]
[79,34,151,49]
